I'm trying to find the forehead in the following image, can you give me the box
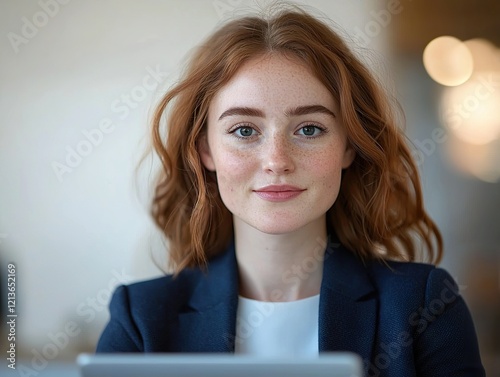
[209,54,336,117]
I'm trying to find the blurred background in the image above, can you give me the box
[0,0,498,375]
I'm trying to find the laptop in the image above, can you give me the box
[77,353,364,377]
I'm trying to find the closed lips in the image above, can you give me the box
[254,185,305,192]
[253,185,306,202]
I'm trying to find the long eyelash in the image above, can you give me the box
[227,123,251,133]
[227,123,256,139]
[300,124,328,138]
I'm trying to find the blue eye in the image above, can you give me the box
[231,125,257,138]
[237,127,254,137]
[297,125,324,137]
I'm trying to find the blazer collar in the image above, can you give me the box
[177,242,240,352]
[319,237,377,364]
[177,238,378,361]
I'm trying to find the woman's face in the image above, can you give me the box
[199,54,355,235]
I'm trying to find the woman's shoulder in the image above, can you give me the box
[110,246,237,316]
[118,267,206,304]
[364,257,462,311]
[367,258,456,286]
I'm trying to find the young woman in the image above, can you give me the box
[97,7,485,376]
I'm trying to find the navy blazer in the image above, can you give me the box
[97,241,485,376]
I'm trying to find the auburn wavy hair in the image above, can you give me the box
[150,7,443,273]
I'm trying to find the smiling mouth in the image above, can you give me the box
[253,186,306,202]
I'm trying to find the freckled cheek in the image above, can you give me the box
[214,150,256,193]
[304,155,344,188]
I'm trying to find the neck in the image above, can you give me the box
[234,217,328,302]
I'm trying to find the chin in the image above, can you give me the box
[250,220,311,236]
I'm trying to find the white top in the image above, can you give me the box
[234,294,320,357]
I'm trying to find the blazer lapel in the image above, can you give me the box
[319,240,377,364]
[176,244,239,352]
[174,238,378,360]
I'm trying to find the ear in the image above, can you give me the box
[197,134,216,172]
[341,144,356,169]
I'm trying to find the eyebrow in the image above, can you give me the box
[217,105,336,121]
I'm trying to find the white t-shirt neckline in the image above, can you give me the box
[234,294,320,357]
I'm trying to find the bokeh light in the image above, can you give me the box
[440,73,500,145]
[423,36,474,86]
[464,38,499,72]
[438,37,500,182]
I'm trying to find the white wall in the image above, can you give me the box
[0,0,392,356]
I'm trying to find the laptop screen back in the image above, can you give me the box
[77,353,364,377]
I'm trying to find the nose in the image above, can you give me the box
[262,135,295,175]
